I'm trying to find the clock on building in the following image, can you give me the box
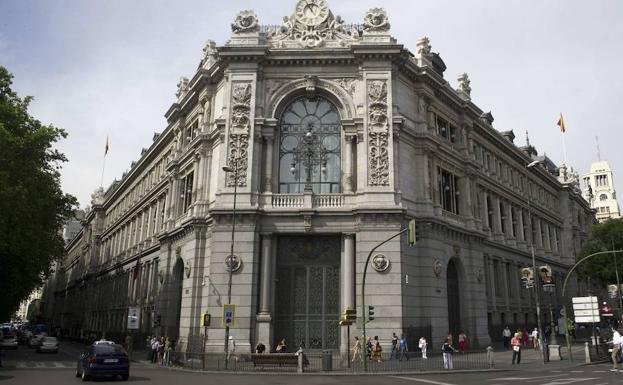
[295,0,330,27]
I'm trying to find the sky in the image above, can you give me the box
[1,0,622,208]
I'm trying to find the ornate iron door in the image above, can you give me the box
[275,236,340,350]
[447,260,461,340]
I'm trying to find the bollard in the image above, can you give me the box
[297,348,304,373]
[486,346,494,368]
[584,341,591,364]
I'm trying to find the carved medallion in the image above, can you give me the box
[372,253,390,272]
[231,10,259,33]
[433,259,443,277]
[363,8,390,33]
[295,0,330,27]
[225,254,242,273]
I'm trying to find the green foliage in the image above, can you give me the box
[576,218,623,285]
[0,66,77,321]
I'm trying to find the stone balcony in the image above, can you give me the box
[267,192,348,210]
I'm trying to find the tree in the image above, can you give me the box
[576,218,623,285]
[0,66,77,322]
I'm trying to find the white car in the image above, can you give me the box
[37,337,59,353]
[0,336,18,349]
[28,334,45,348]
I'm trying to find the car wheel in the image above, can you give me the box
[81,370,89,381]
[121,374,129,381]
[75,366,81,378]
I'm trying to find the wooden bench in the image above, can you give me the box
[251,353,309,369]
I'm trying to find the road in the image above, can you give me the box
[1,343,621,385]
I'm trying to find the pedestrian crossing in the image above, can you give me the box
[6,361,75,369]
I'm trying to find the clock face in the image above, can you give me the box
[295,0,329,27]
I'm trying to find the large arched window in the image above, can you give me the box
[279,97,341,193]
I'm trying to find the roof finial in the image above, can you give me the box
[525,130,530,147]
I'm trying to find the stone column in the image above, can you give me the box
[536,218,544,250]
[492,195,503,239]
[505,203,514,239]
[481,190,490,231]
[488,258,497,310]
[341,233,355,353]
[263,136,274,193]
[544,222,552,252]
[257,234,273,350]
[517,208,525,243]
[343,135,354,193]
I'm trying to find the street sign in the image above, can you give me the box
[572,303,599,310]
[575,315,600,323]
[573,309,600,317]
[222,304,236,327]
[127,307,140,330]
[571,296,598,304]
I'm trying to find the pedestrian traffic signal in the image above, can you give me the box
[367,305,375,321]
[408,219,417,246]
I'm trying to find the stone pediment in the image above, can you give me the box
[228,0,394,48]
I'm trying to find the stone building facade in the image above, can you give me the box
[42,0,594,353]
[582,160,621,222]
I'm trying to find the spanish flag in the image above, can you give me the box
[104,136,109,155]
[557,113,566,133]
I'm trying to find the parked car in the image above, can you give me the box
[0,335,18,349]
[76,340,129,381]
[37,337,59,353]
[28,334,45,348]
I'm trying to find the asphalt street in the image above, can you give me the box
[0,343,621,385]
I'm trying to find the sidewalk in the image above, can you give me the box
[490,343,587,372]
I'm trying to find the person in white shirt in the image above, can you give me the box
[610,325,621,372]
[531,328,539,350]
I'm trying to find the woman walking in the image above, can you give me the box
[511,332,522,364]
[418,336,427,359]
[352,336,361,362]
[442,337,456,369]
[372,336,382,363]
[458,330,467,352]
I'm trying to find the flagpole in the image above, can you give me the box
[561,131,568,166]
[100,136,109,188]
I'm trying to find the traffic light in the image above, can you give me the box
[344,308,356,321]
[367,305,375,321]
[408,219,417,246]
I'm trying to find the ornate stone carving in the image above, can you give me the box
[367,80,390,186]
[199,40,217,69]
[225,254,242,272]
[416,37,432,55]
[91,187,105,206]
[372,253,390,272]
[227,83,253,187]
[363,8,390,33]
[176,77,189,100]
[433,259,443,278]
[335,78,356,97]
[268,0,358,48]
[231,10,259,33]
[456,73,471,99]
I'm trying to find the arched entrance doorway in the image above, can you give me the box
[447,259,461,340]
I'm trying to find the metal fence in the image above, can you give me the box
[166,350,492,373]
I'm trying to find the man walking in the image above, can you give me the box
[390,333,399,359]
[502,326,512,350]
[610,325,621,372]
[398,334,409,361]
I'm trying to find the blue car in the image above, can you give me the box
[76,340,129,381]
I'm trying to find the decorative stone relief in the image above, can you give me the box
[231,10,260,33]
[367,80,390,186]
[90,187,104,206]
[225,254,242,273]
[176,77,189,101]
[372,253,390,272]
[363,8,390,33]
[267,0,358,48]
[227,83,253,187]
[433,259,443,278]
[335,78,356,97]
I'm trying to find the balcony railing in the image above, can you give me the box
[271,194,304,208]
[270,193,347,209]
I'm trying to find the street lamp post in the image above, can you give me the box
[222,158,239,369]
[526,159,547,363]
[290,124,327,192]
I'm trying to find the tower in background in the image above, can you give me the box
[582,140,621,221]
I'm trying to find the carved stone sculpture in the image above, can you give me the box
[199,40,217,69]
[231,10,260,33]
[363,8,390,33]
[227,83,253,187]
[176,77,189,100]
[416,37,432,55]
[457,73,471,99]
[367,80,390,186]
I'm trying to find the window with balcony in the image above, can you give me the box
[181,172,194,213]
[435,114,458,143]
[278,97,341,193]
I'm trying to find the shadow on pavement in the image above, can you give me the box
[0,376,15,382]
